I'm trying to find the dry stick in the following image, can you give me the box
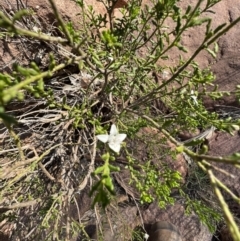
[39,160,56,182]
[1,142,79,181]
[1,144,63,181]
[29,145,56,181]
[52,119,73,145]
[132,195,148,234]
[25,226,38,239]
[77,128,97,191]
[2,167,31,190]
[207,169,240,241]
[73,195,81,224]
[94,204,102,238]
[1,8,97,73]
[0,145,30,155]
[65,188,75,241]
[72,135,82,163]
[18,109,67,119]
[105,209,114,236]
[18,114,64,124]
[53,202,60,240]
[0,199,40,212]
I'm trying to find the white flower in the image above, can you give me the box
[190,90,198,106]
[97,124,127,153]
[161,70,170,80]
[108,56,114,62]
[144,233,149,240]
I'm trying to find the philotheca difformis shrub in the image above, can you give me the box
[0,0,240,240]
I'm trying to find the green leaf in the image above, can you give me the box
[101,152,110,162]
[104,176,115,195]
[188,17,211,27]
[214,42,219,54]
[184,138,204,146]
[0,112,17,127]
[206,47,216,58]
[231,124,240,131]
[93,166,105,175]
[109,164,120,172]
[213,23,227,34]
[78,60,84,70]
[175,43,188,53]
[175,16,181,34]
[198,145,208,155]
[12,9,31,23]
[176,145,184,153]
[162,120,173,128]
[185,5,191,16]
[89,181,101,196]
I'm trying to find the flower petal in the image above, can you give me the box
[191,95,198,105]
[96,134,109,143]
[110,124,118,135]
[108,143,121,153]
[116,133,127,142]
[144,233,149,240]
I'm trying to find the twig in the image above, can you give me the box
[0,199,40,212]
[77,127,97,191]
[18,114,64,124]
[65,188,75,240]
[126,108,240,165]
[2,59,76,104]
[202,160,236,179]
[199,160,240,204]
[73,195,81,223]
[0,11,68,43]
[0,144,30,155]
[214,176,240,205]
[30,145,56,182]
[38,162,55,181]
[182,126,216,144]
[8,127,25,162]
[208,169,240,241]
[48,0,73,44]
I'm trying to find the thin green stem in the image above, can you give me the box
[126,108,240,165]
[2,58,75,104]
[146,0,204,67]
[129,15,240,110]
[208,170,240,241]
[8,127,25,162]
[206,16,240,46]
[48,0,73,44]
[200,160,240,203]
[0,11,68,43]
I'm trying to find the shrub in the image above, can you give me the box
[0,0,240,240]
